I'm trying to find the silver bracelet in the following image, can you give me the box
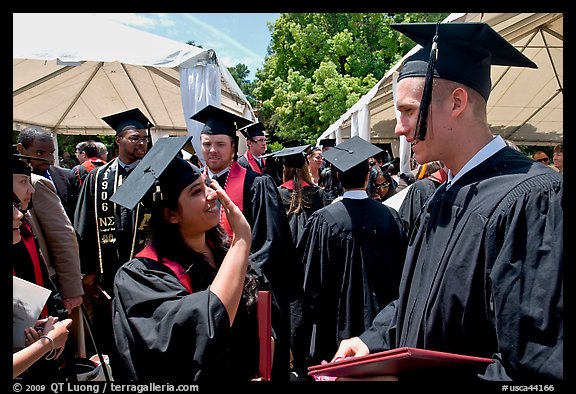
[39,335,56,360]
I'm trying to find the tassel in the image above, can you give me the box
[415,23,440,141]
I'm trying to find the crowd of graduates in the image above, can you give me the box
[12,21,562,384]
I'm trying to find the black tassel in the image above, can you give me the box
[415,23,440,141]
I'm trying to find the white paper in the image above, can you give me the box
[383,183,413,212]
[13,276,52,350]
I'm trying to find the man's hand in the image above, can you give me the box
[62,296,83,312]
[332,336,370,361]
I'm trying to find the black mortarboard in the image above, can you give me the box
[238,121,267,139]
[319,138,336,149]
[322,136,382,173]
[283,140,303,148]
[392,22,537,141]
[190,104,252,137]
[110,136,198,210]
[270,144,311,168]
[12,154,48,175]
[101,108,154,134]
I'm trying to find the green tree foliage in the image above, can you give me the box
[227,63,258,108]
[252,13,448,146]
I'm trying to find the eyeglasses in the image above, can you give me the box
[375,182,390,190]
[536,158,549,163]
[125,136,150,144]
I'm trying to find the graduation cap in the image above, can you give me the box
[269,144,311,168]
[392,22,537,141]
[190,104,252,137]
[319,138,336,149]
[238,121,267,139]
[322,136,382,173]
[101,108,154,134]
[12,154,48,175]
[281,140,303,148]
[110,136,198,210]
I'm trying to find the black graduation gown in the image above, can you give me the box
[74,159,150,379]
[214,168,297,381]
[48,165,77,224]
[359,148,563,381]
[74,159,148,294]
[318,165,343,204]
[397,177,439,235]
[112,258,259,382]
[278,184,328,247]
[295,197,408,367]
[277,183,327,374]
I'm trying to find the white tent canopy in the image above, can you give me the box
[13,13,255,157]
[318,13,563,154]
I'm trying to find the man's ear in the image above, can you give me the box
[451,87,468,117]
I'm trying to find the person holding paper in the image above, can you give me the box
[12,195,72,380]
[333,22,562,381]
[13,315,72,380]
[110,137,268,381]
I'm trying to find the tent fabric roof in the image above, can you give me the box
[13,13,252,136]
[13,13,207,68]
[319,13,563,147]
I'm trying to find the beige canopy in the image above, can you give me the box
[13,13,255,158]
[318,13,563,152]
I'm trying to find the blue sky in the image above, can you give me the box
[97,13,281,80]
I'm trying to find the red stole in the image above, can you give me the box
[280,180,310,190]
[244,152,264,174]
[136,245,193,293]
[18,221,48,318]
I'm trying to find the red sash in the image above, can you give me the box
[18,221,48,318]
[244,152,264,174]
[209,162,246,239]
[427,169,448,184]
[280,180,310,190]
[136,245,193,293]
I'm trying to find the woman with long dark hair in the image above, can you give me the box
[111,141,263,382]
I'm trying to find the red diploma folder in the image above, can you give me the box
[308,347,493,379]
[257,290,272,380]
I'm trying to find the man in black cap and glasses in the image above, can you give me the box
[74,108,153,378]
[333,23,562,381]
[237,121,268,174]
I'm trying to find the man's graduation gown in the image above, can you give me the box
[74,159,149,293]
[359,148,563,381]
[296,197,408,367]
[213,166,297,381]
